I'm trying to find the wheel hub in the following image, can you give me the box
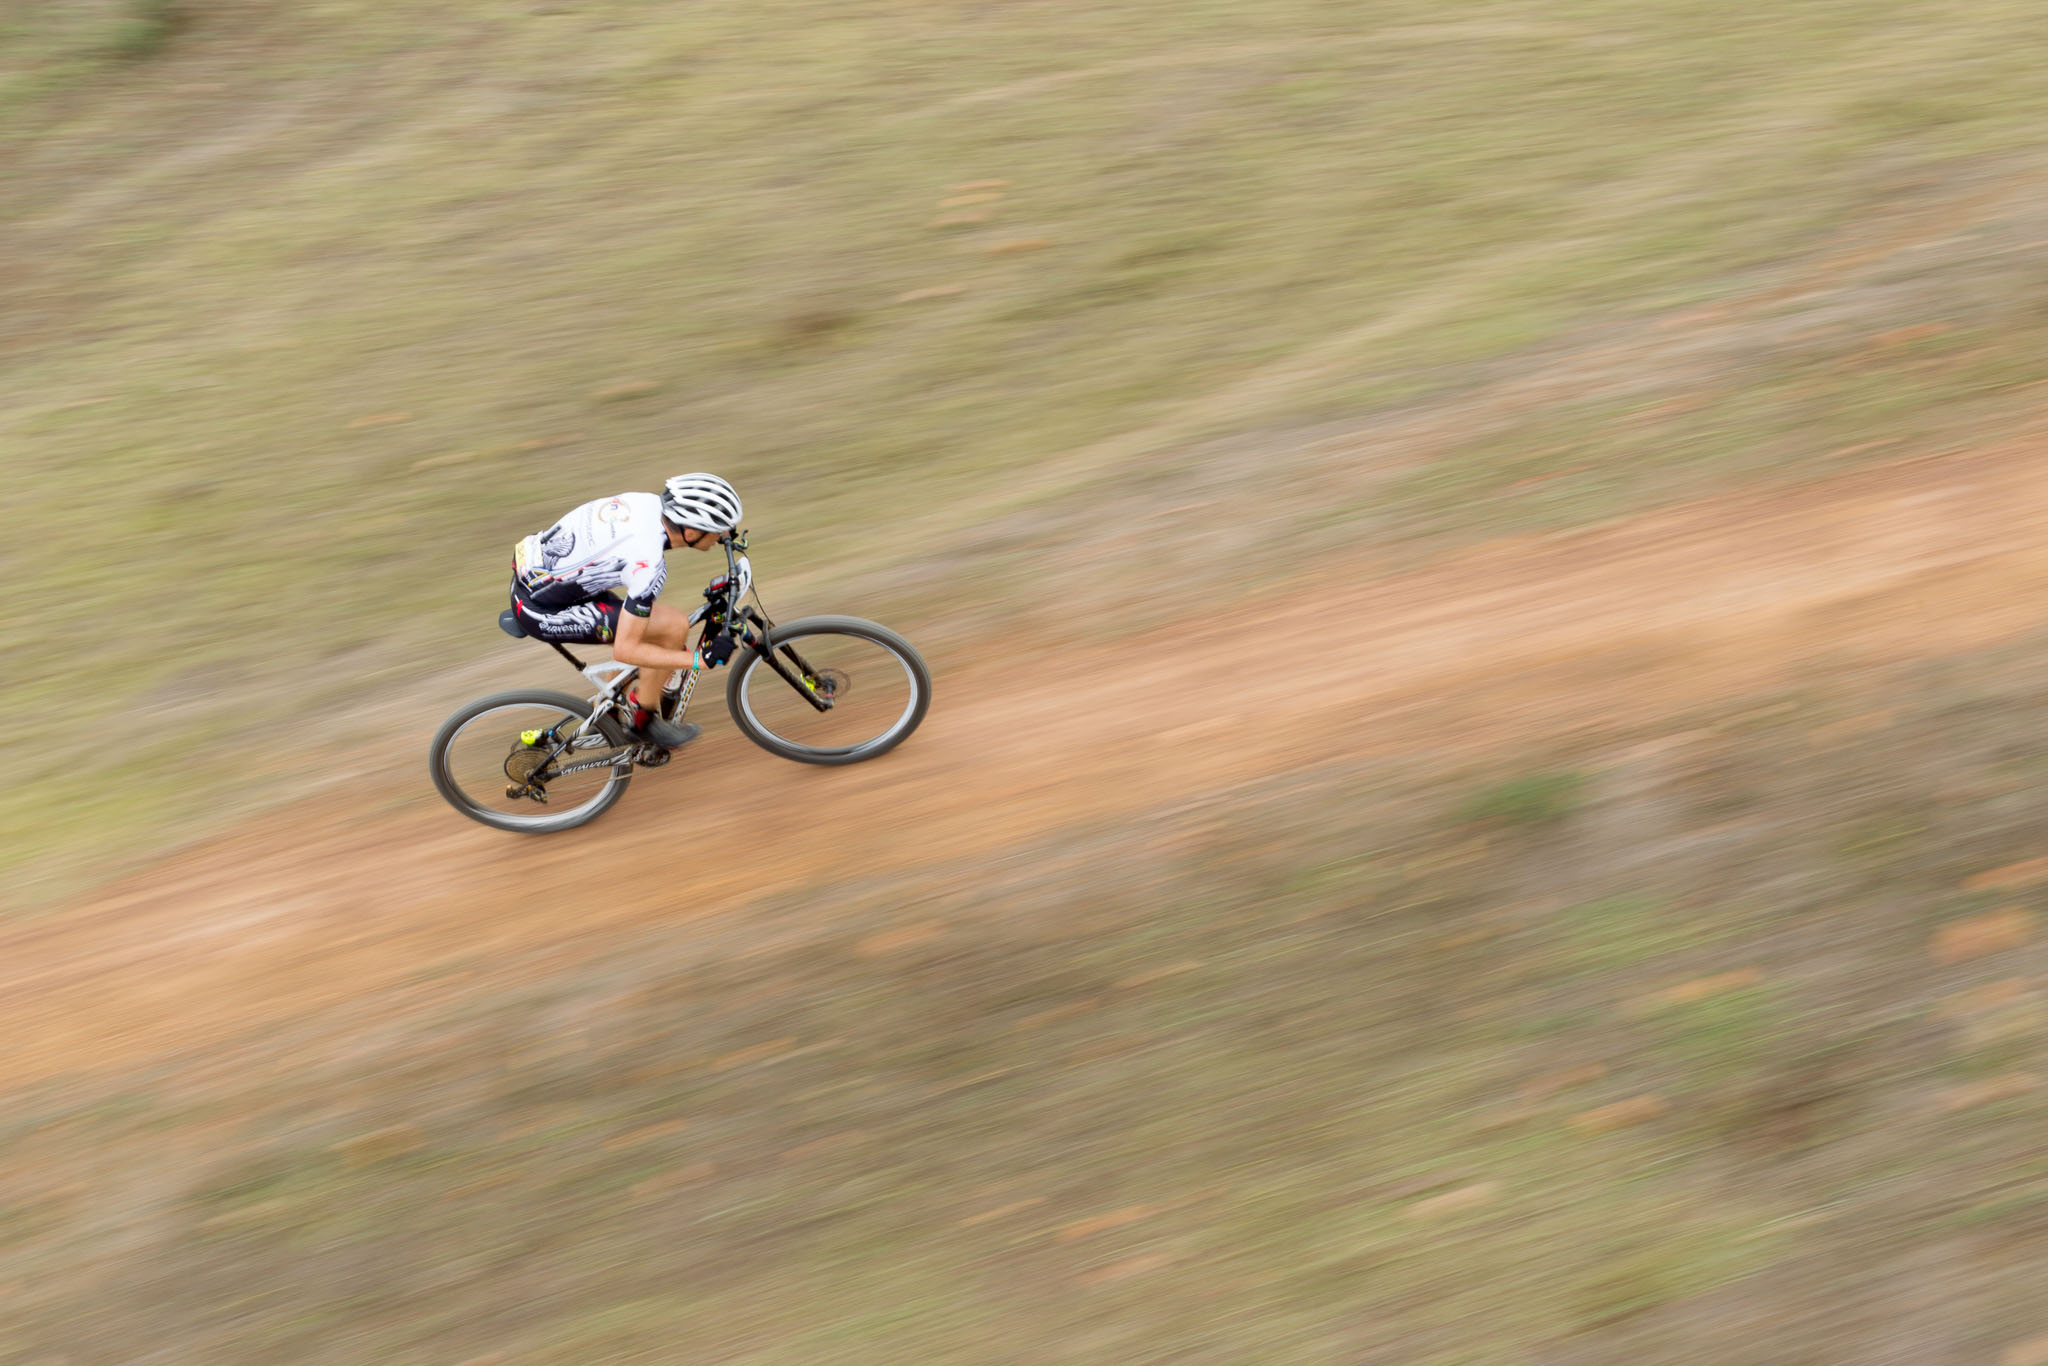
[504,742,551,785]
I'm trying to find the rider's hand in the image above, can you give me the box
[701,629,738,669]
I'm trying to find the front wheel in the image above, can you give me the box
[429,689,636,832]
[726,615,931,765]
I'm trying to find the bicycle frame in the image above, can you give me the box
[518,531,834,787]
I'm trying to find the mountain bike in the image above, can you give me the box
[428,532,931,832]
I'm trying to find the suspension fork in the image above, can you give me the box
[737,609,834,714]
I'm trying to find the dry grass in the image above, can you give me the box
[8,0,2048,898]
[11,9,2048,1352]
[7,624,2048,1361]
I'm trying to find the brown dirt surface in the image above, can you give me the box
[11,428,2048,1092]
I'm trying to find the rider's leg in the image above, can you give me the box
[632,601,697,716]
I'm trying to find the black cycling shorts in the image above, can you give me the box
[509,587,623,644]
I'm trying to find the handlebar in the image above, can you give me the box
[699,530,759,637]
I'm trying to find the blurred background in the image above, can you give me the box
[7,0,2048,1360]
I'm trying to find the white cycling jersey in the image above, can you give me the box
[513,492,670,617]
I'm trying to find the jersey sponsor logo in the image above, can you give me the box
[596,498,627,525]
[547,556,627,592]
[528,598,619,643]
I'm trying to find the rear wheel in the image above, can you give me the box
[428,689,635,832]
[725,615,931,765]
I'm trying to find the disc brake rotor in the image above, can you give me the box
[812,668,849,700]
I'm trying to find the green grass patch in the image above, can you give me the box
[1458,770,1589,827]
[103,0,185,60]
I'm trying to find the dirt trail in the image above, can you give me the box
[9,432,2048,1091]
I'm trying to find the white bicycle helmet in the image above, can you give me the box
[661,472,743,533]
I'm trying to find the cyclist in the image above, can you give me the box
[509,472,743,749]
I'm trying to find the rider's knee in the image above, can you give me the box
[645,613,692,649]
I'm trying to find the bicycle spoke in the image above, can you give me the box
[439,702,628,826]
[736,630,919,757]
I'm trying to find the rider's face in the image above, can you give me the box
[676,525,721,552]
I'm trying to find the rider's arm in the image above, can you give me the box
[611,608,700,672]
[606,526,698,670]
